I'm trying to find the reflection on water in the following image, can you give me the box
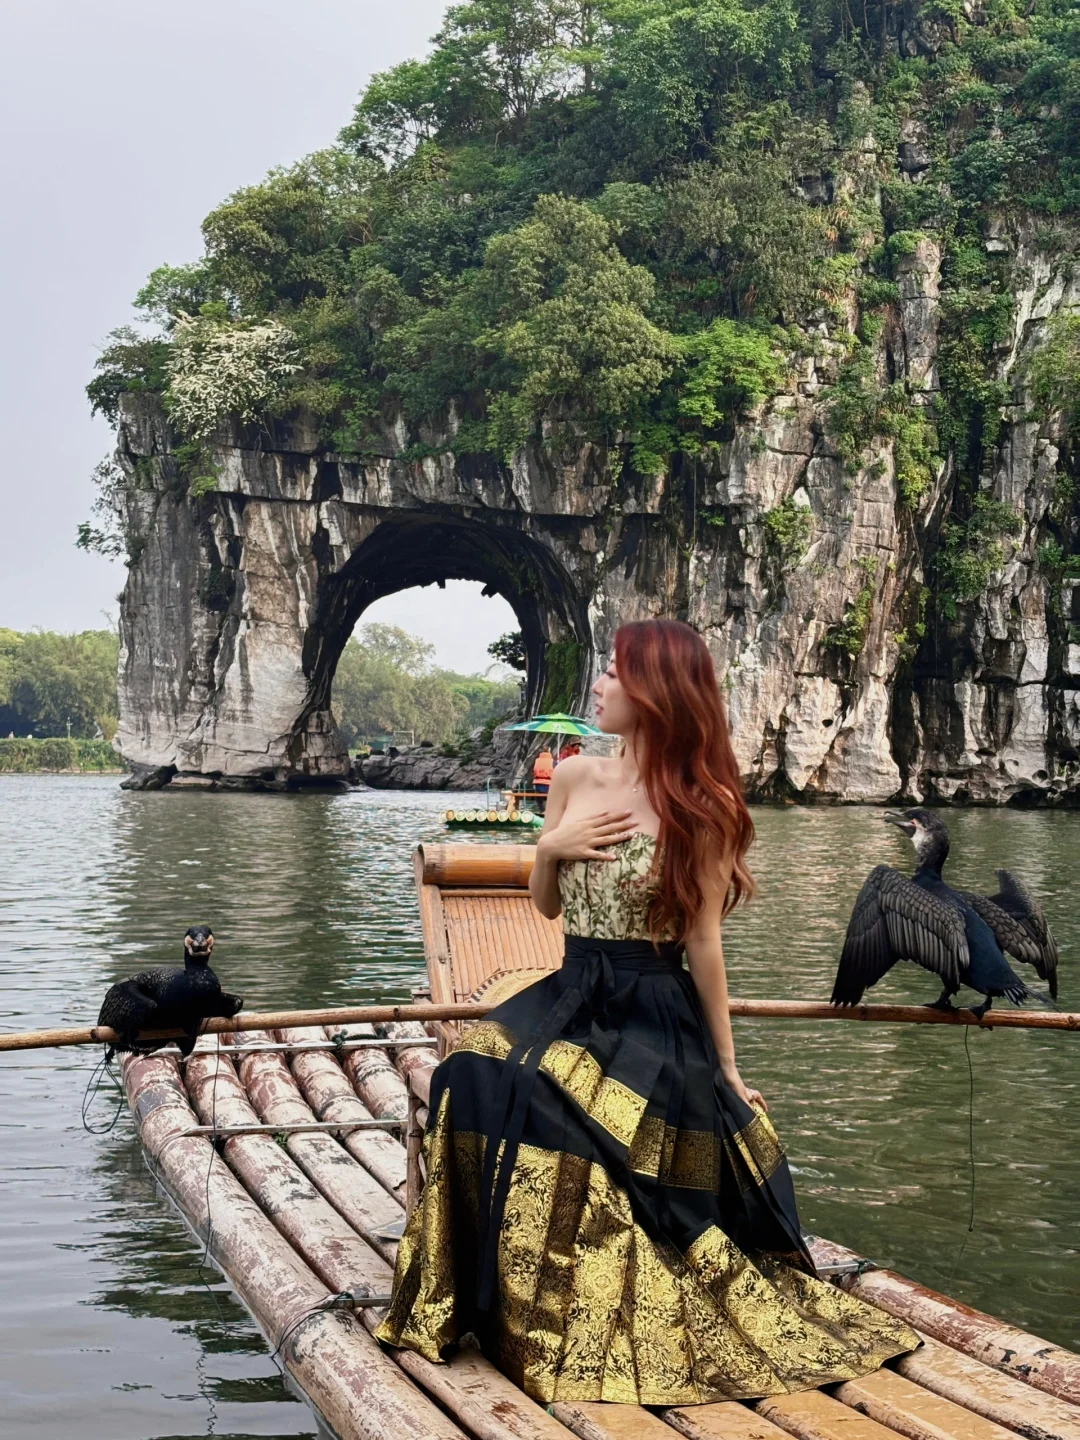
[0,777,1076,1436]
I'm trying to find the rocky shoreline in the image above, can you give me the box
[357,747,504,791]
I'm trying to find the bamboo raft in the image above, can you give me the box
[26,844,1080,1439]
[443,806,543,829]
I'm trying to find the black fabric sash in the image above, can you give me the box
[475,936,683,1311]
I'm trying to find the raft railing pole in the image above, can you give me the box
[1,998,1078,1054]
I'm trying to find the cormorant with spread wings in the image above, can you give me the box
[831,808,1059,1017]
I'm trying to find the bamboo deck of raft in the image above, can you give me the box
[122,1023,1080,1440]
[110,841,1080,1440]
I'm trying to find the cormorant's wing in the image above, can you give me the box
[97,971,170,1030]
[831,868,899,1004]
[956,871,1059,997]
[128,966,175,992]
[832,865,968,1005]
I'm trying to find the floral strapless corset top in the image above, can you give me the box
[557,831,677,941]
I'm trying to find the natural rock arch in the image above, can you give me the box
[113,300,1080,806]
[303,512,589,732]
[114,403,603,789]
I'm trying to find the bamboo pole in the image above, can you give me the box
[274,1026,409,1207]
[1,997,1077,1054]
[181,1120,406,1138]
[0,1003,494,1053]
[725,998,1080,1029]
[230,1028,406,1255]
[124,1050,465,1440]
[185,1043,568,1440]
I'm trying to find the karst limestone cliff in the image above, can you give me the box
[113,218,1080,802]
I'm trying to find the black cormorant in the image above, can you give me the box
[831,808,1059,1016]
[97,925,243,1059]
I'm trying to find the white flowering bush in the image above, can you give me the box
[165,314,302,439]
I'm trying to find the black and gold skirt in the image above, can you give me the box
[375,937,919,1404]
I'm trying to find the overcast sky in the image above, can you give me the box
[0,0,517,673]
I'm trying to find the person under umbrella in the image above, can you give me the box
[502,713,604,816]
[532,746,554,792]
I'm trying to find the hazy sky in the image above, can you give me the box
[0,0,517,673]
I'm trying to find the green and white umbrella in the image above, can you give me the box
[500,714,602,801]
[502,712,603,738]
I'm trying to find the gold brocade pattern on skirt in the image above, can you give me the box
[454,1020,788,1192]
[456,1021,650,1150]
[375,1088,919,1405]
[377,841,919,1404]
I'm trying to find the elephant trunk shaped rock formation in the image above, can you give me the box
[113,228,1080,803]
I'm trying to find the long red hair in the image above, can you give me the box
[615,619,755,938]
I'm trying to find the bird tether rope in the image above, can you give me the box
[80,1049,126,1135]
[945,1025,979,1292]
[964,1026,977,1233]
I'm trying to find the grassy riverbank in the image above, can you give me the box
[0,738,125,773]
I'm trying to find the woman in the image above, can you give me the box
[377,620,918,1404]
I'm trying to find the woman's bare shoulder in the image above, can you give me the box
[549,753,604,789]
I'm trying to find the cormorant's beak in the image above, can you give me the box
[883,810,916,834]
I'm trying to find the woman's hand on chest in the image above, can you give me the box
[537,810,636,863]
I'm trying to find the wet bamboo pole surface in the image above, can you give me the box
[2,997,1079,1054]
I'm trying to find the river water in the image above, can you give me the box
[0,775,1076,1438]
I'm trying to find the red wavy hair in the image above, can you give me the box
[614,619,755,939]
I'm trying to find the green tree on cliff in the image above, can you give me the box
[86,0,1080,617]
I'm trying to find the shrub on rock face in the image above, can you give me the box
[763,497,813,566]
[165,314,303,439]
[1030,312,1080,436]
[935,496,1025,618]
[677,320,790,432]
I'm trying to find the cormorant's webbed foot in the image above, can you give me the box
[968,997,993,1020]
[924,991,956,1011]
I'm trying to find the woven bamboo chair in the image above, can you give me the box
[414,842,562,1018]
[405,842,562,1214]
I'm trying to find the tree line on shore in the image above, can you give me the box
[0,623,522,751]
[0,628,120,741]
[333,624,522,750]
